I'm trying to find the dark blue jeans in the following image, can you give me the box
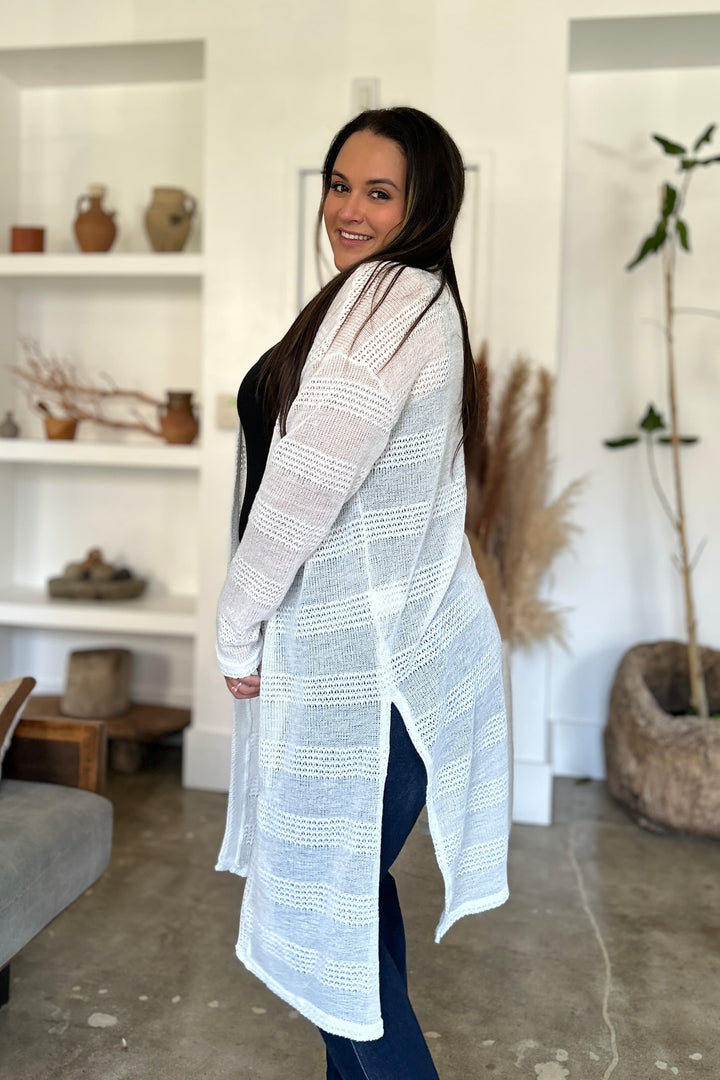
[320,705,440,1080]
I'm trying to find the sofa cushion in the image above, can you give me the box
[0,779,113,967]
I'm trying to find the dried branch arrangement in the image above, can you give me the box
[10,337,164,438]
[466,347,583,648]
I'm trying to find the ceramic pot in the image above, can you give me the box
[74,185,117,253]
[144,187,197,253]
[10,226,45,253]
[0,411,20,438]
[159,391,199,444]
[44,416,78,440]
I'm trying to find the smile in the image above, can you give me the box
[339,230,372,241]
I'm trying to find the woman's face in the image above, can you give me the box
[323,130,407,272]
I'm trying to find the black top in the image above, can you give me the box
[236,350,276,544]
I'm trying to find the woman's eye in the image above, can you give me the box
[331,182,348,193]
[370,189,390,200]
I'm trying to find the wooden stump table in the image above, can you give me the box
[23,695,191,775]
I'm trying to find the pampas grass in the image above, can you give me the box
[466,350,582,647]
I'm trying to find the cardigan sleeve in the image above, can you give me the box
[216,263,447,678]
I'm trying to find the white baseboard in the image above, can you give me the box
[512,760,553,826]
[551,718,606,780]
[183,726,232,791]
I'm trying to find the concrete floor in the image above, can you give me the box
[1,749,718,1080]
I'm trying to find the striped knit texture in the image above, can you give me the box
[216,261,509,1040]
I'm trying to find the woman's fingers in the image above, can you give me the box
[224,674,261,699]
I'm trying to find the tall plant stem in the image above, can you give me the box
[662,239,708,717]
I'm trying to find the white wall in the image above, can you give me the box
[10,627,193,707]
[3,0,719,822]
[551,65,720,778]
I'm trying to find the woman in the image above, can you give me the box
[216,107,509,1080]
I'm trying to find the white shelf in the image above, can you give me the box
[0,586,197,637]
[0,40,204,88]
[0,439,201,469]
[0,254,204,278]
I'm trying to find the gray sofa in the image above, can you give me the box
[0,677,113,1008]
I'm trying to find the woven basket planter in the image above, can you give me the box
[605,641,720,836]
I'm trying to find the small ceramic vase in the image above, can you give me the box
[0,410,20,437]
[159,391,199,444]
[74,184,117,253]
[44,416,78,440]
[10,227,45,253]
[144,187,197,252]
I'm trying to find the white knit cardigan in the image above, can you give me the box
[216,261,509,1041]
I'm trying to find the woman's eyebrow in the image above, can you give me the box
[331,169,400,192]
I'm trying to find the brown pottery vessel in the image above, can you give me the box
[74,185,117,253]
[44,416,78,440]
[159,391,199,444]
[145,187,197,252]
[10,226,45,253]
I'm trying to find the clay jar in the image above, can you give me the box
[74,185,117,253]
[0,411,20,438]
[159,391,199,445]
[10,226,45,253]
[44,416,78,440]
[145,187,197,252]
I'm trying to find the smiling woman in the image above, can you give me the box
[216,107,509,1080]
[323,129,407,271]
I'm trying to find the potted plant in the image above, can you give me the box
[603,124,720,835]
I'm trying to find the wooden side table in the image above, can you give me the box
[23,695,191,775]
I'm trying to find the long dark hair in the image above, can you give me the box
[261,107,485,454]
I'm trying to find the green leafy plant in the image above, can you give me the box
[607,124,720,719]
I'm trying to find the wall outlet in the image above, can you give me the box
[216,393,238,431]
[351,78,380,115]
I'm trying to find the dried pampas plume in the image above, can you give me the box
[466,348,583,648]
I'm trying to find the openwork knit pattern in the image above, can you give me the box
[216,261,509,1041]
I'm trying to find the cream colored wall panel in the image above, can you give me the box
[17,82,202,254]
[10,625,194,707]
[0,76,20,406]
[551,66,720,773]
[10,279,202,439]
[8,466,199,595]
[568,0,720,17]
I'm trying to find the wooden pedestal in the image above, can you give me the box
[23,695,191,775]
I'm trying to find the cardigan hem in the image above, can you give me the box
[433,885,510,944]
[237,945,385,1042]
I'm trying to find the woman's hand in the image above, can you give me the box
[224,674,260,700]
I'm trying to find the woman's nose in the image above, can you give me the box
[339,193,363,222]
